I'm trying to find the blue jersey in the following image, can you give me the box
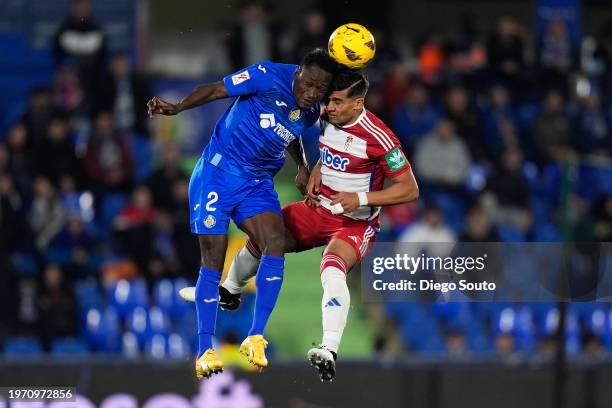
[201,61,320,179]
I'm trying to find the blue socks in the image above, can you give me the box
[195,266,222,356]
[249,255,284,336]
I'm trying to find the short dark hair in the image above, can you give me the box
[331,70,369,98]
[301,48,341,75]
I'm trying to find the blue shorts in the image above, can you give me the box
[188,158,282,235]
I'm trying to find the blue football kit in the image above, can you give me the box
[189,61,320,235]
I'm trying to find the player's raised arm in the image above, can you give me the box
[147,81,228,117]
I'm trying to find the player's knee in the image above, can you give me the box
[258,233,285,256]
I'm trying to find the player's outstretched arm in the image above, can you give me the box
[330,168,419,213]
[147,81,229,117]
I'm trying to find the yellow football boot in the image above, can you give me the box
[195,348,224,379]
[239,335,269,370]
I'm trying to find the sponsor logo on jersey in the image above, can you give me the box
[258,64,266,73]
[344,135,353,151]
[385,147,407,171]
[289,108,301,122]
[320,146,350,171]
[259,113,276,128]
[204,214,216,228]
[231,70,250,85]
[260,113,296,143]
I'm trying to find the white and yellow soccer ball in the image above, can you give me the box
[328,23,376,70]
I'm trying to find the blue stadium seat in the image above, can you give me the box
[496,224,525,242]
[167,333,190,359]
[51,338,90,357]
[108,278,149,319]
[145,333,168,359]
[122,331,140,358]
[149,306,171,335]
[174,308,198,354]
[3,337,43,358]
[85,307,121,353]
[98,193,129,234]
[126,306,150,347]
[128,136,153,183]
[153,279,175,316]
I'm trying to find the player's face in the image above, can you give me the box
[326,89,364,126]
[293,65,333,110]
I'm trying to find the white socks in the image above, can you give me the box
[321,266,350,353]
[222,247,260,294]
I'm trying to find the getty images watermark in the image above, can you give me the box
[362,242,612,302]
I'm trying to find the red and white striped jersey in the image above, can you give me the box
[318,108,411,222]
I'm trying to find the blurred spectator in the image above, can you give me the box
[0,143,9,174]
[582,333,609,359]
[292,9,327,63]
[29,177,66,251]
[53,66,85,115]
[147,144,188,212]
[444,86,485,162]
[95,53,152,137]
[460,204,499,242]
[35,115,80,184]
[398,204,456,246]
[392,83,440,152]
[445,331,468,357]
[381,64,410,115]
[482,147,532,233]
[532,90,574,164]
[170,179,200,275]
[593,195,612,242]
[0,174,25,253]
[83,112,134,193]
[50,216,95,277]
[5,123,35,192]
[480,85,518,159]
[495,332,516,358]
[414,119,472,189]
[113,186,156,273]
[0,256,18,343]
[537,19,577,92]
[20,87,57,145]
[445,14,486,84]
[38,264,78,349]
[417,31,445,85]
[486,16,526,89]
[53,0,107,103]
[575,91,610,155]
[227,2,280,70]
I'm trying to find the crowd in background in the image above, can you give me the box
[1,0,612,358]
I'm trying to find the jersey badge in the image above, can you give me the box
[231,70,250,85]
[344,135,353,151]
[289,108,301,122]
[204,215,217,229]
[385,147,407,171]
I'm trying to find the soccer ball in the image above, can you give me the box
[328,23,376,70]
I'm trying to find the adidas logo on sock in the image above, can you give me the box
[324,298,342,307]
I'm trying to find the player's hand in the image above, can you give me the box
[330,192,360,213]
[295,165,310,196]
[306,167,322,206]
[147,96,180,117]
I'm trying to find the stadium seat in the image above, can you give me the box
[51,338,90,357]
[108,278,149,319]
[153,279,175,316]
[167,333,190,359]
[145,333,168,359]
[128,136,153,183]
[148,306,171,335]
[85,307,121,353]
[98,193,129,234]
[121,331,140,358]
[126,306,150,347]
[3,337,43,358]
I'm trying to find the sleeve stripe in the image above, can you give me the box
[362,116,394,150]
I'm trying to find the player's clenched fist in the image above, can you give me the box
[147,96,180,117]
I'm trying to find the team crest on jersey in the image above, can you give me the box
[204,215,216,229]
[289,108,301,122]
[344,135,353,151]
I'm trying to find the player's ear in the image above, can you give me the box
[354,97,365,111]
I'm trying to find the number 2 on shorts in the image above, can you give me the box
[206,191,218,211]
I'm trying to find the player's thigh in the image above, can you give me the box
[281,201,327,253]
[328,224,377,268]
[188,159,237,235]
[239,211,285,256]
